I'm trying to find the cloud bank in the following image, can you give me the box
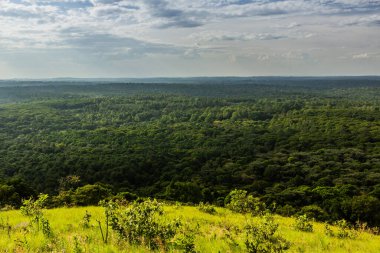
[0,0,379,77]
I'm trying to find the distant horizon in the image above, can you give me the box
[2,75,380,81]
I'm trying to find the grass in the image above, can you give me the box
[0,204,379,252]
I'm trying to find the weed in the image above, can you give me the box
[15,236,30,251]
[81,210,92,229]
[73,236,83,253]
[324,224,334,237]
[0,217,12,238]
[41,216,53,238]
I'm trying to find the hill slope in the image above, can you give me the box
[0,203,379,252]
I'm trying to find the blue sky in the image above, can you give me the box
[0,0,379,78]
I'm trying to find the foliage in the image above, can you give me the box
[59,175,81,191]
[20,194,52,237]
[0,204,380,252]
[225,190,266,215]
[324,219,357,239]
[335,219,357,239]
[106,199,182,250]
[74,184,111,206]
[293,214,313,232]
[81,210,92,229]
[172,225,198,253]
[20,194,48,218]
[0,79,379,226]
[197,202,217,215]
[40,216,53,237]
[244,214,290,253]
[298,205,328,222]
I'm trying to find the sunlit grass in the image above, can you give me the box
[0,205,379,252]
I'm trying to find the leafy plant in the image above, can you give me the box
[20,194,51,235]
[0,217,12,238]
[173,228,197,253]
[245,214,290,253]
[97,200,116,244]
[198,202,217,215]
[335,220,357,239]
[324,219,357,239]
[104,199,182,250]
[225,190,266,215]
[80,210,92,229]
[293,215,313,232]
[40,216,53,238]
[324,224,334,237]
[73,236,83,253]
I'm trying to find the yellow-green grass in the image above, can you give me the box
[0,205,379,252]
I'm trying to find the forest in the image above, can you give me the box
[0,77,379,226]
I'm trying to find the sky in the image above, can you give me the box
[0,0,379,78]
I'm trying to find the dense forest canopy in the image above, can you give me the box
[0,77,379,226]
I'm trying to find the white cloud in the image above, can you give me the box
[0,0,378,77]
[353,53,369,59]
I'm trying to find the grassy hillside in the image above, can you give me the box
[0,203,379,252]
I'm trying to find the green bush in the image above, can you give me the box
[198,202,217,215]
[276,204,296,217]
[299,205,328,221]
[20,194,52,237]
[324,219,357,239]
[107,199,182,250]
[293,215,313,232]
[245,214,290,253]
[335,220,357,239]
[225,190,266,215]
[80,210,92,229]
[173,226,197,253]
[73,184,111,206]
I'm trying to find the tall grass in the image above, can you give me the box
[0,205,379,252]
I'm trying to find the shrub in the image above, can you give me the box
[52,190,75,207]
[73,184,111,206]
[20,194,49,229]
[225,189,265,215]
[20,194,52,237]
[299,205,328,221]
[20,194,48,218]
[198,202,217,215]
[80,210,91,228]
[293,214,313,232]
[245,214,290,253]
[40,216,53,238]
[335,219,357,239]
[106,199,182,250]
[324,219,357,239]
[173,226,197,253]
[324,224,334,237]
[114,191,138,202]
[276,204,296,217]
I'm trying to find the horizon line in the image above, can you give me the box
[1,75,380,81]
